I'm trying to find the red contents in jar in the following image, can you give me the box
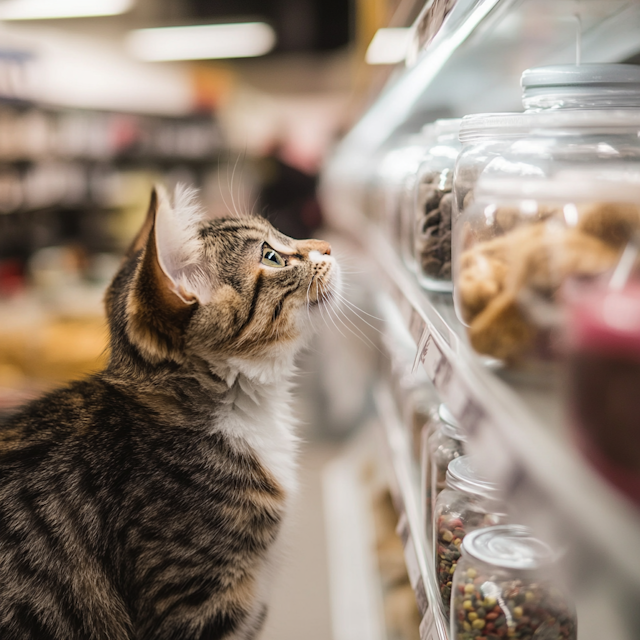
[567,283,640,505]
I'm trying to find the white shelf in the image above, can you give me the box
[371,228,640,640]
[374,384,450,640]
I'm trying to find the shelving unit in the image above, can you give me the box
[322,1,640,639]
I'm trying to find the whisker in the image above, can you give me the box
[331,300,383,354]
[331,289,385,326]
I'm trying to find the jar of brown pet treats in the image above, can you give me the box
[453,65,640,239]
[452,173,640,368]
[374,136,430,252]
[411,119,462,292]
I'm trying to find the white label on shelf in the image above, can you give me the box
[409,308,426,344]
[412,324,431,373]
[397,512,410,547]
[419,611,436,640]
[414,576,428,618]
[403,534,422,589]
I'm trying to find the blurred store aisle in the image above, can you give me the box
[262,442,339,640]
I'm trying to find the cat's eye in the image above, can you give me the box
[262,245,286,267]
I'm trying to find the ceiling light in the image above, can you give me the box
[127,22,276,61]
[0,0,134,20]
[365,28,411,65]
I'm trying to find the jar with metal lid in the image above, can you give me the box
[434,456,506,617]
[411,118,462,292]
[424,404,466,542]
[453,64,640,235]
[451,525,577,640]
[453,172,640,365]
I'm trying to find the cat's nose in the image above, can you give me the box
[304,239,331,256]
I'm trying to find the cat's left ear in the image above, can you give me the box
[154,184,211,305]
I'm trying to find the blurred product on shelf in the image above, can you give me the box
[412,119,461,292]
[372,488,421,640]
[453,174,640,366]
[373,136,429,246]
[425,404,466,542]
[451,526,577,640]
[566,279,640,506]
[434,456,506,618]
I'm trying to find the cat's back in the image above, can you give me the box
[0,377,287,640]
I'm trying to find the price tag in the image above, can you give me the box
[409,307,426,344]
[402,533,421,589]
[420,334,444,382]
[414,576,428,618]
[396,512,410,547]
[419,612,435,640]
[412,325,431,373]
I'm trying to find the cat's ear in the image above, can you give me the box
[126,185,210,363]
[154,184,211,305]
[125,188,158,258]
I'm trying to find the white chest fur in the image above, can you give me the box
[214,373,299,497]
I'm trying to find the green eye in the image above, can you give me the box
[262,245,286,267]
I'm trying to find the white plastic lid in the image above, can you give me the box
[445,455,501,500]
[438,404,466,442]
[522,64,640,110]
[461,525,555,570]
[522,64,640,89]
[421,118,462,138]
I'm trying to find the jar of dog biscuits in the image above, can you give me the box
[453,173,640,366]
[453,65,640,238]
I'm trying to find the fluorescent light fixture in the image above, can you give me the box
[365,28,411,65]
[0,0,133,20]
[127,22,276,61]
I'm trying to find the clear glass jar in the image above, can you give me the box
[434,456,505,617]
[453,173,640,365]
[453,64,640,240]
[425,404,466,542]
[412,118,462,292]
[374,136,429,251]
[451,525,577,640]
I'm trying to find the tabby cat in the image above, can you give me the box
[0,185,338,640]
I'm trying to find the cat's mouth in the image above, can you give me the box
[307,261,338,307]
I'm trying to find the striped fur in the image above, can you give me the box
[0,186,338,639]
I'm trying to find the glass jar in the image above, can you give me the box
[425,404,466,542]
[451,525,577,640]
[453,173,640,365]
[434,456,505,617]
[412,118,462,292]
[566,280,640,506]
[374,136,429,250]
[453,64,640,239]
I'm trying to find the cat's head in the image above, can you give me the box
[105,185,339,380]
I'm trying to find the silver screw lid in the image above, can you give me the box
[461,525,555,570]
[438,404,466,442]
[445,455,500,500]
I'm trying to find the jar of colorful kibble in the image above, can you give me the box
[425,404,466,542]
[434,456,505,617]
[451,525,577,640]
